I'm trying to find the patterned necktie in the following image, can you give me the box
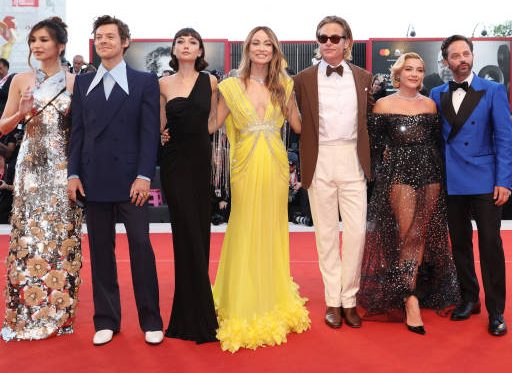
[103,71,115,99]
[326,65,344,77]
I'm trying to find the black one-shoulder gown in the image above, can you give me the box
[160,72,218,342]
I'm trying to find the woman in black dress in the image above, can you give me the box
[358,52,459,335]
[158,28,218,343]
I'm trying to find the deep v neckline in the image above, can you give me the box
[236,78,270,123]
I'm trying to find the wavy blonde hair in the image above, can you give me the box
[390,52,425,89]
[238,26,288,116]
[316,16,353,61]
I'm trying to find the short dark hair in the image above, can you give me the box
[441,35,473,60]
[0,58,8,69]
[170,28,208,72]
[28,17,68,64]
[93,15,131,53]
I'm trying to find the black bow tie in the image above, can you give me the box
[449,81,469,92]
[326,65,344,77]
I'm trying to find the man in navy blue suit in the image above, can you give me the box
[431,35,512,337]
[67,15,163,346]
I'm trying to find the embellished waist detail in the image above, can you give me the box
[240,122,279,135]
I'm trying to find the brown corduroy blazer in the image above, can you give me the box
[294,62,374,189]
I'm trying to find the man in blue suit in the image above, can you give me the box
[67,15,163,345]
[431,35,512,336]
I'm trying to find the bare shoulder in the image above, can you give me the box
[12,70,34,84]
[208,73,218,90]
[372,95,394,114]
[158,75,173,89]
[9,71,35,95]
[421,96,438,113]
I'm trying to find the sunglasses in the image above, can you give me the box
[317,34,347,44]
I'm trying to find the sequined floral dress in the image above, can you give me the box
[357,113,459,321]
[2,69,83,341]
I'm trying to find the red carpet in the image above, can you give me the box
[1,232,512,372]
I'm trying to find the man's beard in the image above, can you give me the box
[451,61,473,76]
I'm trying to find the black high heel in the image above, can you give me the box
[406,323,426,335]
[404,292,426,335]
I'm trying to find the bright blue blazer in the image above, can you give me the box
[430,74,512,195]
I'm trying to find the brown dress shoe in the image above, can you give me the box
[325,306,342,328]
[342,307,362,328]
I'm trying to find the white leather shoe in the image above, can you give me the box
[93,329,114,346]
[145,330,164,345]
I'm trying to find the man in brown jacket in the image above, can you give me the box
[294,15,372,329]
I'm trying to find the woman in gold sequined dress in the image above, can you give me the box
[211,26,310,353]
[0,17,82,341]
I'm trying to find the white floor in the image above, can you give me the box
[1,221,512,235]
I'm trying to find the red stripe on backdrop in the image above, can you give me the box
[0,232,511,372]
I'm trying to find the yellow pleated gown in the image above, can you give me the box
[213,76,310,353]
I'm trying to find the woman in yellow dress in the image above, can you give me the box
[212,26,310,352]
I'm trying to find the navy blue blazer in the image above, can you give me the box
[68,65,160,202]
[431,74,512,195]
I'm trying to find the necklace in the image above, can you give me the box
[250,75,266,84]
[395,91,422,101]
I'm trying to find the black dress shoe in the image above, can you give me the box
[406,323,426,335]
[325,307,342,328]
[488,315,507,336]
[450,301,481,321]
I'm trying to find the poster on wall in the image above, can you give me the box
[370,39,511,99]
[0,0,66,72]
[90,39,228,77]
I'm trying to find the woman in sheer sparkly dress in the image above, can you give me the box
[358,52,459,334]
[0,18,82,341]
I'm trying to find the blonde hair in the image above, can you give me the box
[238,26,288,116]
[316,15,353,61]
[390,52,425,89]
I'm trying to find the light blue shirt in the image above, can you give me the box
[87,60,129,98]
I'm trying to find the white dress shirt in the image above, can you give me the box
[451,73,474,114]
[317,59,358,143]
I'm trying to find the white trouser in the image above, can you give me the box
[308,140,367,308]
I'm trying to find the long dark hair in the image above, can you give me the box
[28,17,68,67]
[169,28,208,71]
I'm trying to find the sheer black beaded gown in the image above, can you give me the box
[160,72,218,342]
[358,113,460,321]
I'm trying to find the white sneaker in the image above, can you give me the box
[145,330,164,345]
[93,329,114,346]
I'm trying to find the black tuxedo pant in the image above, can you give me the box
[86,201,163,332]
[447,194,506,317]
